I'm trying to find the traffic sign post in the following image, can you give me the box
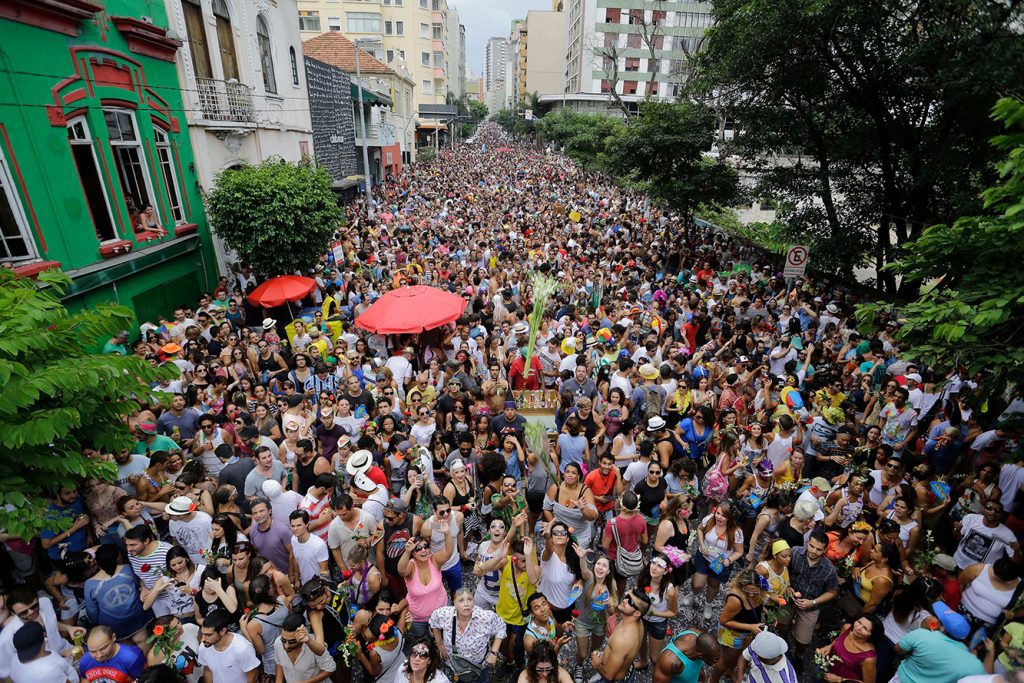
[784,245,810,279]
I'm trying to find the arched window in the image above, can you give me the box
[256,15,277,94]
[290,46,299,86]
[212,0,239,81]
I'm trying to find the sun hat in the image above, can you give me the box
[639,363,659,380]
[345,449,374,477]
[165,496,195,516]
[160,343,183,355]
[262,318,276,330]
[136,421,157,435]
[512,321,529,335]
[647,416,667,432]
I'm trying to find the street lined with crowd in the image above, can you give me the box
[3,123,1024,683]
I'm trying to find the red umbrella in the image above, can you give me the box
[355,285,467,334]
[246,275,317,308]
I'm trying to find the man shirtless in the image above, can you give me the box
[653,630,721,683]
[590,590,650,683]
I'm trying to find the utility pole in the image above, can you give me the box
[354,39,374,219]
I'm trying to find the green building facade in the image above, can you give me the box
[0,0,217,322]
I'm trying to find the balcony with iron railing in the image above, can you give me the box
[195,77,256,124]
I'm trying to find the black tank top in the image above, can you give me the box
[295,455,324,495]
[449,480,473,507]
[257,353,277,373]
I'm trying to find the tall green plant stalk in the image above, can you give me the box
[522,274,559,380]
[525,421,558,483]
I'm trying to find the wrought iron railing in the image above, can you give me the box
[195,77,256,123]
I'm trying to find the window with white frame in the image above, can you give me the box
[395,21,404,35]
[0,147,36,261]
[298,10,321,31]
[421,51,430,66]
[385,21,393,35]
[432,23,442,39]
[433,51,443,67]
[386,49,395,62]
[67,117,118,243]
[153,128,185,225]
[347,12,381,33]
[422,79,432,94]
[420,23,430,38]
[419,0,428,8]
[328,17,342,32]
[257,15,277,93]
[103,110,156,232]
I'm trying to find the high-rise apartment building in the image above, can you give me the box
[445,7,466,97]
[295,0,454,117]
[561,0,713,110]
[484,37,508,93]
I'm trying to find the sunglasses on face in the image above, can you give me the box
[885,462,900,469]
[410,648,430,658]
[15,602,39,618]
[648,469,662,475]
[535,666,554,674]
[551,529,568,537]
[437,509,450,517]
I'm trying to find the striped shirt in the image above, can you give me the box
[128,540,175,616]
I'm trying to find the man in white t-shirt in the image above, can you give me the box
[954,503,1020,570]
[9,621,78,683]
[385,347,416,395]
[290,509,329,583]
[165,496,213,564]
[198,609,260,683]
[0,591,73,681]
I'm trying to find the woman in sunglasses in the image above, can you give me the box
[397,637,450,683]
[518,639,572,683]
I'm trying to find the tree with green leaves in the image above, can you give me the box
[467,99,488,122]
[534,110,625,172]
[695,0,1024,290]
[207,160,344,277]
[857,98,1024,396]
[0,269,172,539]
[604,101,740,228]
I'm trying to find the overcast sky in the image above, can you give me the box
[452,0,555,75]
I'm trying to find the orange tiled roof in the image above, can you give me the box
[302,32,395,76]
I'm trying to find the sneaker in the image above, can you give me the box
[703,604,713,620]
[574,665,584,683]
[681,594,692,607]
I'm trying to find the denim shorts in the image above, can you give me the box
[693,552,733,583]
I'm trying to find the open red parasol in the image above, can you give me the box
[354,285,467,334]
[246,275,317,308]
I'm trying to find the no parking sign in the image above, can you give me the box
[784,245,810,278]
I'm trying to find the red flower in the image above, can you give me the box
[152,625,165,636]
[666,628,674,637]
[140,563,152,573]
[188,503,197,512]
[644,586,652,593]
[342,570,353,580]
[571,610,580,618]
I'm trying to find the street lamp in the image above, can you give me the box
[353,38,379,219]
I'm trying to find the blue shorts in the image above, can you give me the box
[693,552,733,583]
[442,561,463,592]
[644,619,668,640]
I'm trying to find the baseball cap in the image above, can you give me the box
[385,498,409,513]
[13,621,44,663]
[932,600,970,640]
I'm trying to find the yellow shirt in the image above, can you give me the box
[496,557,536,626]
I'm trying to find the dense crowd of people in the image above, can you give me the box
[4,122,1024,683]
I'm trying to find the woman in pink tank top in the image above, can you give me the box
[818,615,881,683]
[398,522,454,636]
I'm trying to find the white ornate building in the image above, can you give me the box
[164,0,314,272]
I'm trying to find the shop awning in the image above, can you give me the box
[351,84,390,105]
[416,119,448,129]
